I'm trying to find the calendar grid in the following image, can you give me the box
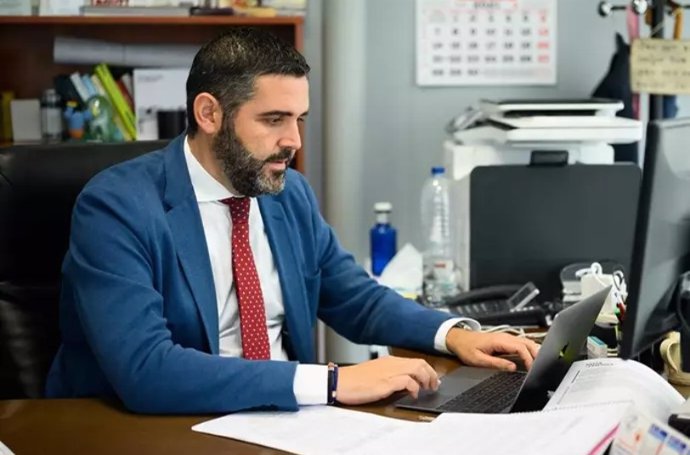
[416,0,557,86]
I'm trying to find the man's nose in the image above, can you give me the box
[278,121,302,151]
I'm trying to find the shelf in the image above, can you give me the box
[0,14,304,98]
[0,15,303,26]
[0,14,306,172]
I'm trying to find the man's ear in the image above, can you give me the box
[193,92,223,135]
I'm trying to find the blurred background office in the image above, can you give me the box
[315,0,690,362]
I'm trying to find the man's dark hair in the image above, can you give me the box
[186,27,310,137]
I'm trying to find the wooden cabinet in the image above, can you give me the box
[0,15,305,171]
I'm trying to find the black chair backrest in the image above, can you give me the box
[0,140,166,399]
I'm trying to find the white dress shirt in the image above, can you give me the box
[183,137,476,405]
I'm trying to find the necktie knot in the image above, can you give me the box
[222,197,250,224]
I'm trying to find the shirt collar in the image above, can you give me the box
[183,136,238,202]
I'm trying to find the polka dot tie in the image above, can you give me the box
[222,197,271,360]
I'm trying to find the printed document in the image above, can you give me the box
[192,359,682,455]
[544,358,684,420]
[352,403,628,455]
[192,405,419,455]
[193,402,628,455]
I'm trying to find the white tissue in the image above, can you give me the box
[377,243,423,297]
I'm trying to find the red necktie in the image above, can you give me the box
[221,197,271,360]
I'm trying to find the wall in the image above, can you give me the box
[320,0,689,362]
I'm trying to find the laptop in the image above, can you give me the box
[395,286,610,414]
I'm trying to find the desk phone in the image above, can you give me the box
[446,282,549,326]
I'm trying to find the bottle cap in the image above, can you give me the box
[431,166,445,176]
[374,202,392,213]
[42,88,60,104]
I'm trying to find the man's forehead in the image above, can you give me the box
[249,74,309,112]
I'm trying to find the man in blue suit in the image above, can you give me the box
[46,28,539,414]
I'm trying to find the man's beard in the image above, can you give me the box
[212,124,295,197]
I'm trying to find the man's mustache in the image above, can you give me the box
[263,148,295,165]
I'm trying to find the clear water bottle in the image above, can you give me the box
[370,202,397,277]
[421,166,458,305]
[40,88,62,142]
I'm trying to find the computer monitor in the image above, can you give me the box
[619,118,690,361]
[470,164,641,301]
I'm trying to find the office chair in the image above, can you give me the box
[0,140,165,399]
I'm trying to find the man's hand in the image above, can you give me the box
[445,328,540,372]
[335,356,440,405]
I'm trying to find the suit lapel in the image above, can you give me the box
[163,137,219,354]
[259,197,314,362]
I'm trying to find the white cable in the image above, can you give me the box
[482,325,527,337]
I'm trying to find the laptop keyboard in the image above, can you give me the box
[437,371,527,413]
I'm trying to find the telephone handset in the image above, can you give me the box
[444,284,524,307]
[446,282,548,326]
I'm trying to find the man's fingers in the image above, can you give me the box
[491,337,538,370]
[472,351,517,371]
[389,358,439,390]
[525,339,541,360]
[407,360,439,390]
[387,375,421,399]
[510,342,534,370]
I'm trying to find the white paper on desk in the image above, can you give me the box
[191,406,420,455]
[544,358,684,421]
[353,403,629,455]
[0,441,15,455]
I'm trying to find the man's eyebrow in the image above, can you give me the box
[258,110,309,118]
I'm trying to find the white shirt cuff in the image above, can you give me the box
[293,364,328,405]
[434,317,481,354]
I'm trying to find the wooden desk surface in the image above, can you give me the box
[0,350,457,455]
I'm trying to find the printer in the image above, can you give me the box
[444,98,643,293]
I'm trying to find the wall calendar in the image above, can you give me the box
[416,0,557,86]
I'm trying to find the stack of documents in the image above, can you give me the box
[193,404,625,455]
[192,358,686,455]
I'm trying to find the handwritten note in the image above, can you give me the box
[631,38,690,95]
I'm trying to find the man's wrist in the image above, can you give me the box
[435,318,480,354]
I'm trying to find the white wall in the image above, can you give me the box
[319,0,690,362]
[324,0,690,262]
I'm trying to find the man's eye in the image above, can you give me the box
[264,117,283,125]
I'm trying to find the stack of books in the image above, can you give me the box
[54,64,137,141]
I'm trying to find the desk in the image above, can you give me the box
[0,349,452,455]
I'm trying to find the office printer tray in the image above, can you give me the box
[454,116,642,144]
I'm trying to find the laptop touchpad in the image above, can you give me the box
[396,367,494,408]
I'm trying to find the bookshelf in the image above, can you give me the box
[0,15,305,172]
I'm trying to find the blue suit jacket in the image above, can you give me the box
[45,136,453,414]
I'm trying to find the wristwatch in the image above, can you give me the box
[453,320,473,331]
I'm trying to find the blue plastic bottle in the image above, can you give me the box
[370,202,397,277]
